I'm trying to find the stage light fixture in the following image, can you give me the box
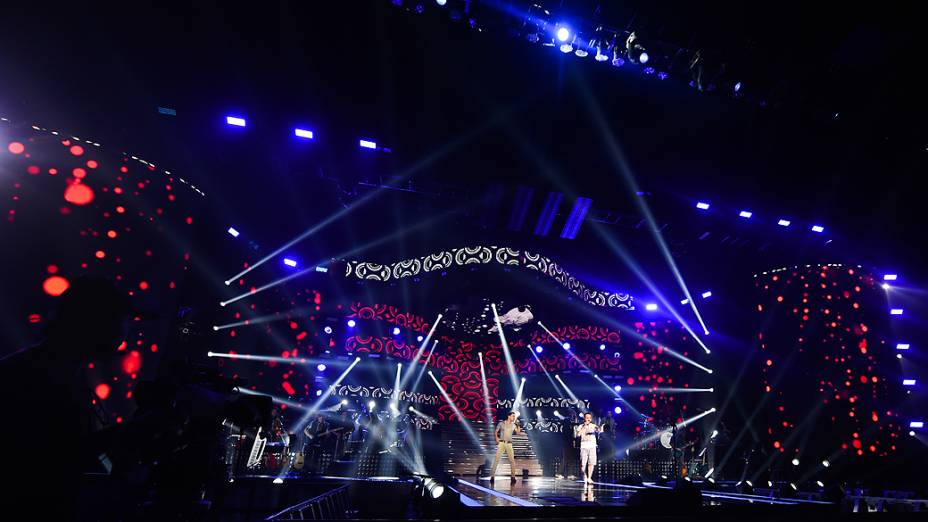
[315,266,328,273]
[910,421,924,428]
[681,298,689,305]
[882,283,891,290]
[359,139,377,149]
[283,258,298,268]
[739,210,753,218]
[323,326,333,334]
[599,344,606,350]
[436,0,446,5]
[645,303,658,311]
[896,343,909,350]
[563,342,571,350]
[883,274,898,281]
[816,480,825,488]
[227,227,240,237]
[614,385,622,392]
[891,309,904,315]
[273,478,284,484]
[811,225,824,233]
[536,409,542,416]
[639,52,650,64]
[701,291,712,299]
[822,460,830,467]
[734,82,742,92]
[393,327,402,335]
[347,319,356,328]
[294,128,314,139]
[226,116,246,127]
[556,26,570,42]
[341,399,348,405]
[315,390,322,396]
[368,400,376,410]
[902,379,916,386]
[792,458,800,466]
[614,406,622,414]
[777,219,791,227]
[317,363,327,371]
[696,202,710,210]
[534,345,544,353]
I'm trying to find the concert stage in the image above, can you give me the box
[225,474,913,521]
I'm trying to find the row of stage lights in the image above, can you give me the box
[696,201,826,234]
[224,115,389,153]
[883,273,922,435]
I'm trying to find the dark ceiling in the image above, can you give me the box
[1,1,924,283]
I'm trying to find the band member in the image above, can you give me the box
[489,411,522,483]
[574,412,606,484]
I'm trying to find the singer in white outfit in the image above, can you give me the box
[573,412,606,484]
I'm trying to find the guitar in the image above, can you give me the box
[672,440,695,457]
[304,426,345,441]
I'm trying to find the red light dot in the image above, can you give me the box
[121,351,142,374]
[95,250,106,259]
[64,183,94,205]
[86,160,98,168]
[47,265,58,274]
[94,383,111,399]
[774,441,781,449]
[27,165,40,175]
[113,187,123,194]
[150,344,158,353]
[8,142,25,154]
[70,145,84,156]
[115,206,125,213]
[107,230,117,238]
[186,216,193,225]
[42,275,70,296]
[72,167,87,179]
[49,168,58,175]
[766,359,773,366]
[28,313,42,323]
[138,281,149,290]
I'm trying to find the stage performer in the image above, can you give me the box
[574,412,606,484]
[489,411,522,483]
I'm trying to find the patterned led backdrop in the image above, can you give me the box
[751,264,906,471]
[1,118,203,422]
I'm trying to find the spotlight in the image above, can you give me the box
[417,335,424,342]
[822,460,830,467]
[347,319,356,328]
[883,274,898,281]
[226,116,246,127]
[368,400,376,410]
[536,409,542,416]
[911,421,924,428]
[294,128,314,139]
[436,0,446,5]
[739,210,753,218]
[891,309,904,315]
[777,219,791,227]
[315,390,322,396]
[359,139,377,149]
[599,344,606,350]
[790,482,798,490]
[696,202,710,210]
[614,406,622,414]
[816,481,825,488]
[882,283,891,290]
[283,258,298,268]
[792,458,800,466]
[317,363,327,371]
[323,326,333,334]
[811,225,824,233]
[903,379,916,386]
[639,52,649,64]
[701,291,712,299]
[563,342,571,350]
[645,303,658,311]
[574,45,588,58]
[613,385,622,392]
[734,82,742,92]
[227,227,240,237]
[681,298,690,305]
[341,399,348,405]
[315,266,328,273]
[418,476,445,499]
[393,327,402,335]
[272,477,284,484]
[535,345,544,353]
[556,26,570,42]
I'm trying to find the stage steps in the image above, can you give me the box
[441,420,543,476]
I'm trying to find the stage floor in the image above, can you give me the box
[452,477,834,508]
